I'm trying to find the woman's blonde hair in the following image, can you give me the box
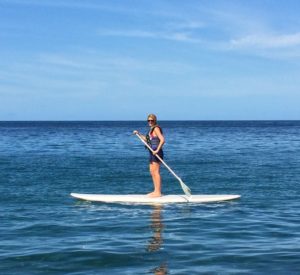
[147,114,157,123]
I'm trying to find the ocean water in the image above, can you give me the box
[0,121,299,274]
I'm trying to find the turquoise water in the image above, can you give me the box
[1,121,300,274]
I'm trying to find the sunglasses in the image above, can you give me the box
[147,119,154,122]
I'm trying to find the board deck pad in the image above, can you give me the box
[70,193,241,204]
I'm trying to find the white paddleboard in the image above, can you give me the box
[70,193,240,204]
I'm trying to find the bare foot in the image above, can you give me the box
[147,192,162,198]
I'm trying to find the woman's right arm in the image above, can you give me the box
[133,130,147,141]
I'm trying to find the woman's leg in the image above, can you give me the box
[148,162,162,197]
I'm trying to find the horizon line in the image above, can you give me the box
[1,119,300,122]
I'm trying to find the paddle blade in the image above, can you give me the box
[180,180,192,197]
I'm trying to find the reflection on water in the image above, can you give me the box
[147,205,168,275]
[147,205,164,252]
[151,263,168,275]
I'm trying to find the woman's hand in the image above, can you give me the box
[153,149,159,155]
[133,130,139,135]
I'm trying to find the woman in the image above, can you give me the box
[133,114,165,197]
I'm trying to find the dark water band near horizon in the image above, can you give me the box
[0,121,300,274]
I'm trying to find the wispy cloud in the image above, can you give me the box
[96,11,206,43]
[230,32,300,49]
[37,52,196,74]
[97,29,203,43]
[0,50,198,100]
[165,20,206,31]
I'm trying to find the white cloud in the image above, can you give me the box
[98,30,157,39]
[0,50,198,100]
[231,32,300,49]
[165,20,206,31]
[97,29,202,43]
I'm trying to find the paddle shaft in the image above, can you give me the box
[135,133,182,182]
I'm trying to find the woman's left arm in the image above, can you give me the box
[153,127,165,154]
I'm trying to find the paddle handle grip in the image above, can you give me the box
[135,133,182,182]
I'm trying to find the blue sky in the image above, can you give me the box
[1,0,300,120]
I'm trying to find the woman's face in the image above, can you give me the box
[147,118,155,126]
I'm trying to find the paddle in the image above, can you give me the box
[135,132,192,197]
